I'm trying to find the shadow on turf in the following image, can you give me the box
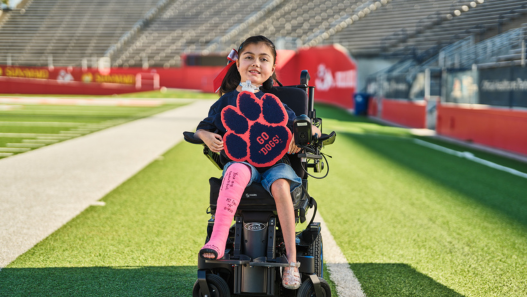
[350,263,464,297]
[0,266,197,296]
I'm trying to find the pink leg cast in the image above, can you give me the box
[200,163,251,260]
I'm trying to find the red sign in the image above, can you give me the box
[277,45,357,109]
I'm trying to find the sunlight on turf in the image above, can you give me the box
[311,106,527,296]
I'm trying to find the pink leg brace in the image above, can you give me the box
[199,163,251,260]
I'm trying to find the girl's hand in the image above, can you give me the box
[288,135,301,154]
[195,130,223,153]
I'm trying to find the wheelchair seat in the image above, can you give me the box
[209,177,306,213]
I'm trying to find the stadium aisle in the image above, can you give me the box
[0,100,211,268]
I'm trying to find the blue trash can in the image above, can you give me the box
[354,93,370,116]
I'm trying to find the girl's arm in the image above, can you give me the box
[195,129,224,153]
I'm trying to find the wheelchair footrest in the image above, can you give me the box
[249,255,289,268]
[204,254,251,265]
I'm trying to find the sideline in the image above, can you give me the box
[0,100,211,268]
[414,139,527,179]
[316,212,366,297]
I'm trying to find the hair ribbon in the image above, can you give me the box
[213,49,238,93]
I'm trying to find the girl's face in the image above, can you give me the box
[236,42,276,86]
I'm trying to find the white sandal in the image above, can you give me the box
[282,262,301,290]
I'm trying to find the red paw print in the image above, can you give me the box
[221,91,292,167]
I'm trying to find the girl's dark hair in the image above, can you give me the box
[218,35,281,97]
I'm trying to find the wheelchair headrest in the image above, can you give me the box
[263,86,308,117]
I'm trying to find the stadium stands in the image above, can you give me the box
[0,0,159,67]
[320,0,457,56]
[110,0,274,68]
[386,0,527,57]
[1,0,526,68]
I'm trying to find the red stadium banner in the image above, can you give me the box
[0,45,357,104]
[277,45,357,109]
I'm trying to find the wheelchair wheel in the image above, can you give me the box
[296,277,331,297]
[307,232,323,277]
[192,274,231,297]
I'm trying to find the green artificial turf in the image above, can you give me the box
[116,89,218,99]
[1,141,216,296]
[311,104,527,296]
[0,102,186,158]
[2,103,526,296]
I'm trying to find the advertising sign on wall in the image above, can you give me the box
[445,69,478,104]
[479,66,527,108]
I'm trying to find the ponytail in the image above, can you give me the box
[218,63,240,97]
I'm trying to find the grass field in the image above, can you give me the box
[1,103,526,296]
[0,89,218,159]
[0,89,219,99]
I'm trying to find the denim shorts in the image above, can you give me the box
[222,161,302,197]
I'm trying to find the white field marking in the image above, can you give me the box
[0,105,23,111]
[7,143,45,148]
[0,121,81,127]
[315,212,366,297]
[414,139,527,179]
[59,131,84,135]
[0,133,70,138]
[36,136,73,140]
[90,201,106,206]
[22,139,59,144]
[0,147,31,153]
[0,97,164,107]
[0,153,13,157]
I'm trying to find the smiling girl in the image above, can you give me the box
[194,35,320,290]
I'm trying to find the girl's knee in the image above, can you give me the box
[271,179,290,197]
[223,163,251,188]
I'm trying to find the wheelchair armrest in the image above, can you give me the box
[319,131,336,146]
[183,131,204,145]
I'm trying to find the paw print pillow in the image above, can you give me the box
[221,91,292,168]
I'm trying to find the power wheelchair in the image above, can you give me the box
[184,70,337,297]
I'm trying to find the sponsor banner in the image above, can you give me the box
[0,65,224,94]
[383,74,410,100]
[277,45,357,109]
[445,69,478,104]
[0,66,137,85]
[478,67,512,107]
[478,66,527,108]
[510,67,527,108]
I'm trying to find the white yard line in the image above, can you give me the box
[315,212,366,297]
[0,97,164,107]
[0,122,82,127]
[414,139,527,179]
[0,100,211,268]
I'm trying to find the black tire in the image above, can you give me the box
[307,232,323,277]
[296,277,331,297]
[192,274,231,297]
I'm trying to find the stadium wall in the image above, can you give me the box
[437,104,527,156]
[381,98,427,128]
[0,46,357,108]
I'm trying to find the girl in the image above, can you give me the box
[194,35,320,290]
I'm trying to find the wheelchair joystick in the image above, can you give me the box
[293,114,312,146]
